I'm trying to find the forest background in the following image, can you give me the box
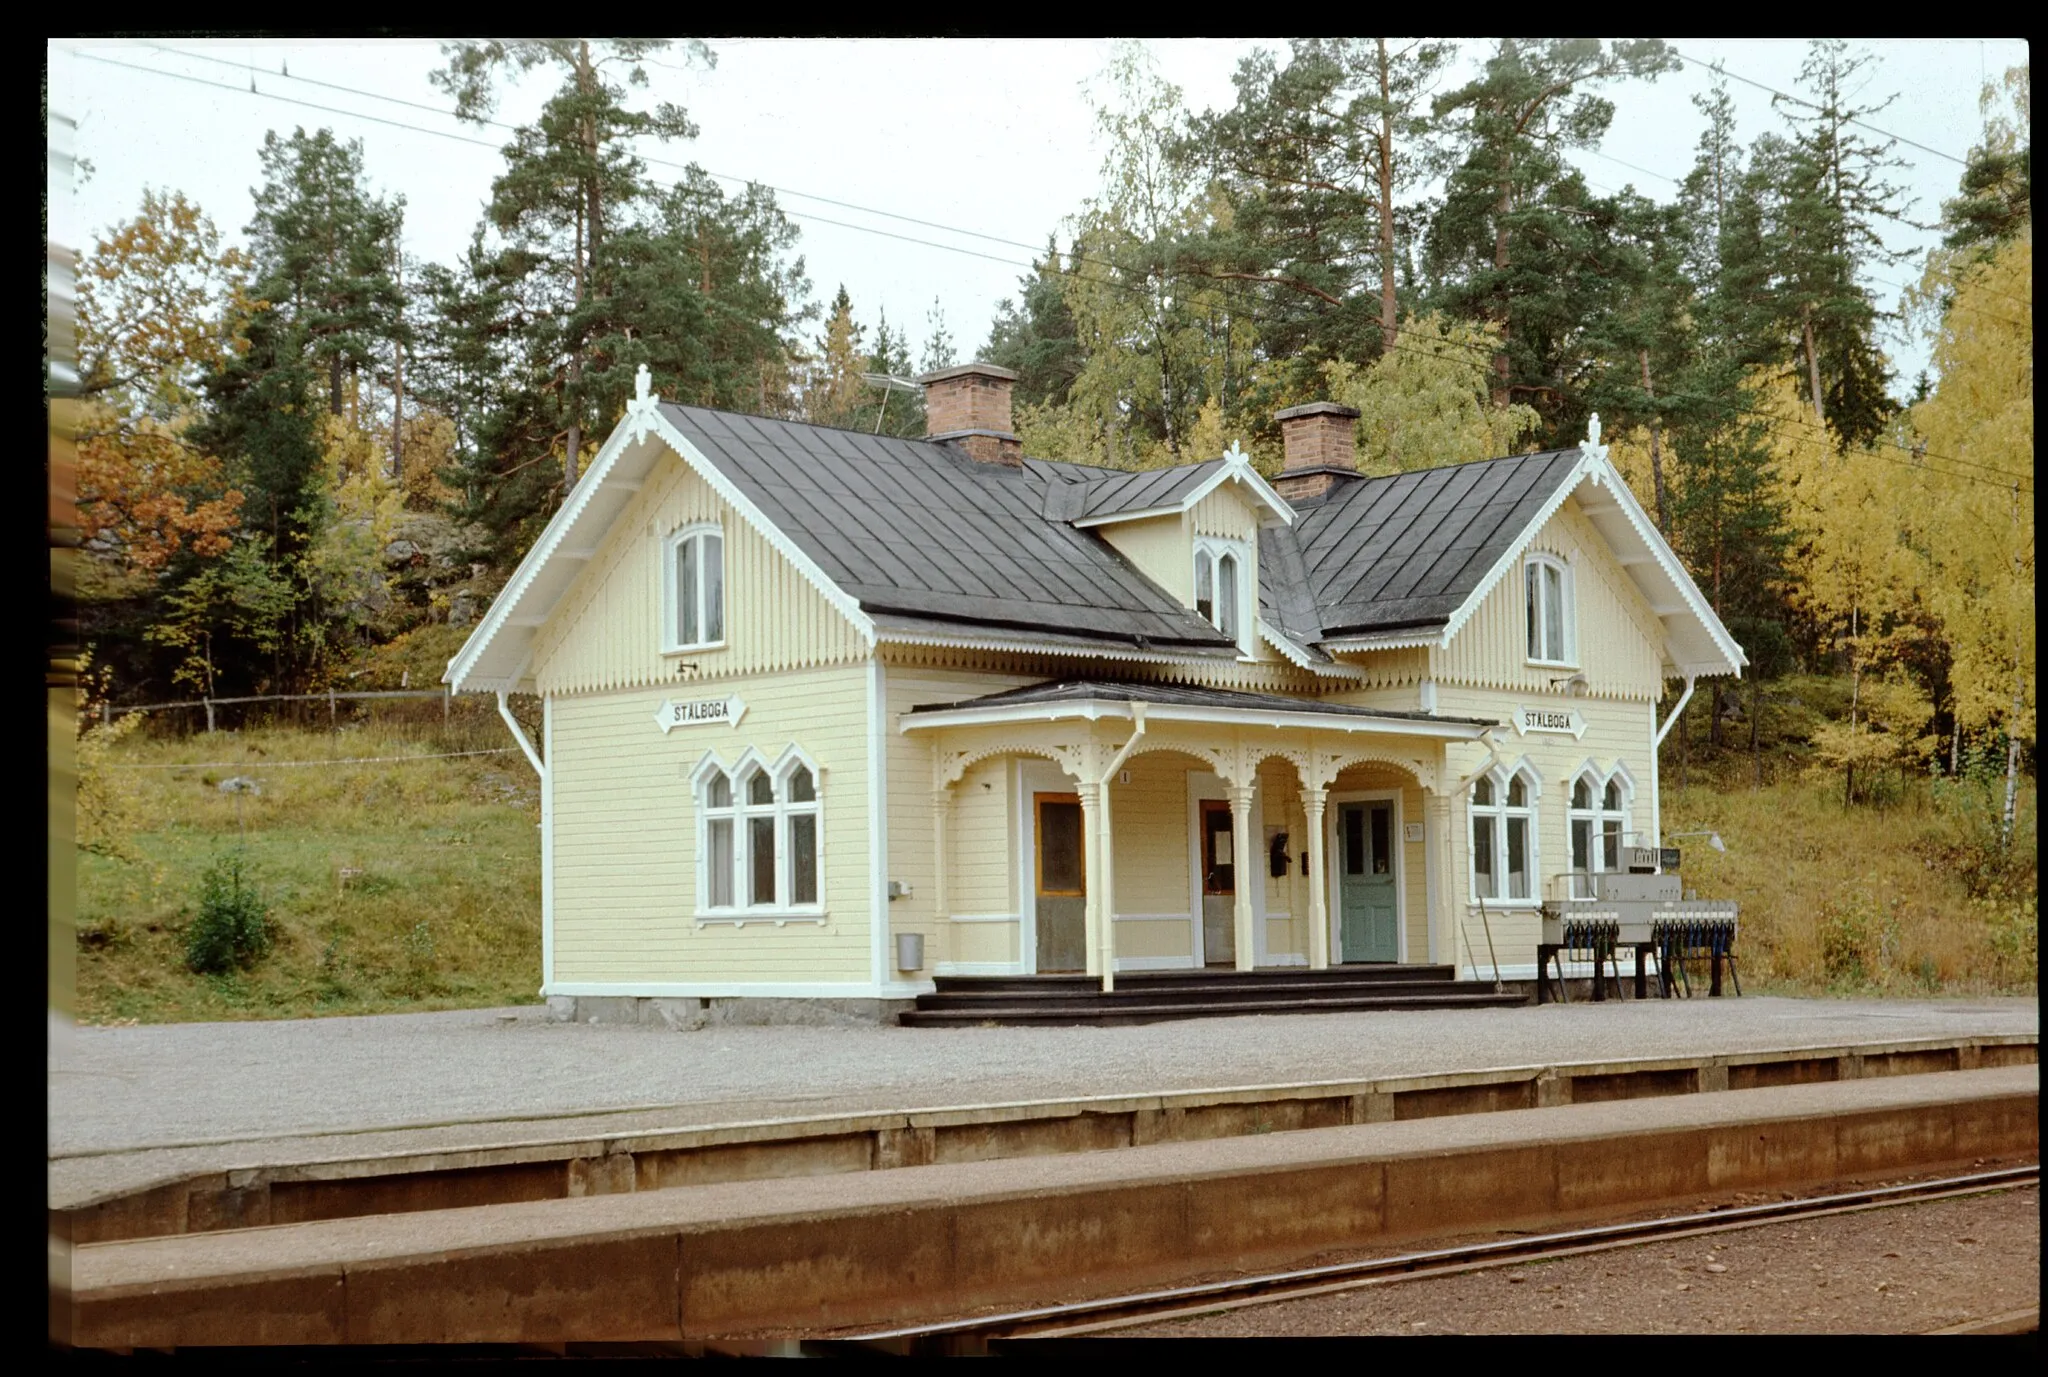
[55,39,2033,1016]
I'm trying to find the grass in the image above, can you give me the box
[73,705,543,1024]
[1660,675,2037,998]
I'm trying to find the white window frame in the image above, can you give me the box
[1193,536,1255,657]
[1566,764,1634,898]
[662,522,727,655]
[1469,762,1540,906]
[691,745,825,925]
[1524,552,1575,668]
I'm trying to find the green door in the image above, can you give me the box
[1338,802,1399,963]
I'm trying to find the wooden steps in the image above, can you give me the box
[900,965,1528,1027]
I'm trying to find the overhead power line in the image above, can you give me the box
[64,47,2028,493]
[1668,46,1969,168]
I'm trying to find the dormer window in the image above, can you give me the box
[664,524,725,653]
[1525,554,1573,666]
[1194,537,1252,655]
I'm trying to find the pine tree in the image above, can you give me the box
[1426,39,1679,419]
[983,237,1084,409]
[244,128,405,420]
[434,39,712,488]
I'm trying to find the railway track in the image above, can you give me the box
[831,1165,2040,1350]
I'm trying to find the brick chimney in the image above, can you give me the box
[1271,401,1361,502]
[920,362,1022,467]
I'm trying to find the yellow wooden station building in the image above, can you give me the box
[446,362,1744,1022]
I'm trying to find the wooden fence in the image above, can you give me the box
[103,687,456,733]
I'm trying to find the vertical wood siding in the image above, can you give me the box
[1428,497,1665,701]
[533,449,867,697]
[547,666,872,985]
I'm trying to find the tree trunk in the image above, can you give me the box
[1640,349,1669,535]
[1802,304,1826,434]
[2002,672,2023,848]
[392,252,405,485]
[329,354,344,418]
[1751,675,1762,791]
[1376,38,1397,352]
[1490,145,1512,409]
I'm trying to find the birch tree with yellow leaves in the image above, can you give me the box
[1906,230,2033,844]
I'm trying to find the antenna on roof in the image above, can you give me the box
[861,372,922,435]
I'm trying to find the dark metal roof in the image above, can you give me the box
[660,404,1235,652]
[656,401,1582,658]
[1290,449,1583,638]
[907,677,1497,727]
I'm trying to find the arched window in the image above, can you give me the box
[1194,537,1252,655]
[1524,553,1573,665]
[694,747,823,920]
[1470,765,1538,902]
[1567,767,1631,897]
[664,523,725,653]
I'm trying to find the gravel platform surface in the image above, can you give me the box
[49,996,2033,1162]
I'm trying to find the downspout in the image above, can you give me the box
[1095,703,1148,993]
[1446,728,1508,991]
[498,690,544,778]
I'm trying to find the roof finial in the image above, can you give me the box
[1222,440,1251,467]
[1585,412,1601,450]
[634,363,652,405]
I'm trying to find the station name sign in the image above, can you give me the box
[654,695,748,733]
[1513,704,1587,738]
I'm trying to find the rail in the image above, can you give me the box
[837,1165,2040,1350]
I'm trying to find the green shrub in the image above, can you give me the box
[185,852,273,974]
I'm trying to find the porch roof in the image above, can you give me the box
[901,678,1498,740]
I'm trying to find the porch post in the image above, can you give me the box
[1078,780,1104,978]
[1229,784,1257,971]
[1303,788,1330,970]
[1097,779,1117,992]
[931,786,951,920]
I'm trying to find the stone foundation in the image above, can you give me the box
[544,995,915,1030]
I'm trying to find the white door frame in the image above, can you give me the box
[1326,789,1406,964]
[1186,771,1267,968]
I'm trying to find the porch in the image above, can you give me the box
[902,680,1503,990]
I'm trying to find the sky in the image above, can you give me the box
[49,36,2028,391]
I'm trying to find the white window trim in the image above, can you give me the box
[1468,762,1541,907]
[1193,535,1256,658]
[1565,763,1634,898]
[662,522,728,656]
[691,745,826,925]
[1524,552,1576,669]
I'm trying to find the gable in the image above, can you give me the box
[530,450,869,696]
[1430,495,1665,701]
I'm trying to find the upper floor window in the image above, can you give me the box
[664,524,725,653]
[1470,765,1538,903]
[1567,769,1631,898]
[1194,537,1252,656]
[695,747,822,920]
[1525,554,1573,665]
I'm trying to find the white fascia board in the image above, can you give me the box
[899,698,1493,740]
[651,411,877,647]
[1068,458,1297,530]
[446,408,880,696]
[875,627,1228,666]
[1070,503,1184,529]
[1319,630,1449,654]
[1258,619,1366,679]
[1581,452,1748,677]
[1437,452,1594,650]
[444,419,653,695]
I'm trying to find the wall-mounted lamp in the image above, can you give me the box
[1549,672,1590,699]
